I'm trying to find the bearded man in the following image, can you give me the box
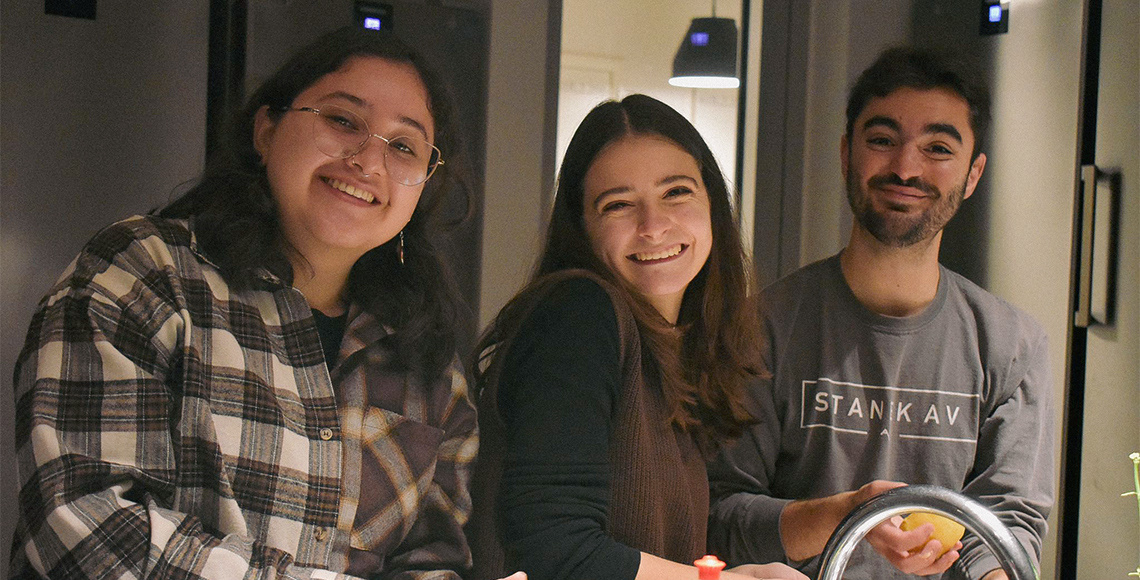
[707,46,1054,580]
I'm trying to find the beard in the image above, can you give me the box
[846,167,968,248]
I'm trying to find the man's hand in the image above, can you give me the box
[779,480,906,561]
[779,479,968,577]
[864,514,961,575]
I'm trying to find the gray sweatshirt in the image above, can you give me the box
[708,254,1054,579]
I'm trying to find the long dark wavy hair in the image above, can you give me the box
[160,26,470,383]
[475,94,763,450]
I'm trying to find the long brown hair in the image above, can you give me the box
[475,94,763,450]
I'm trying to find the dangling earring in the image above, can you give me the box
[397,230,405,265]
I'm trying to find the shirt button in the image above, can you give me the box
[314,528,328,542]
[319,428,334,440]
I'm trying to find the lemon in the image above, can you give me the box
[900,512,965,557]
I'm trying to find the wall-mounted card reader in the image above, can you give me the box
[980,1,1010,35]
[356,1,393,31]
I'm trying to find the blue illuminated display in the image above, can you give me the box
[364,17,382,30]
[690,32,709,46]
[988,5,1002,23]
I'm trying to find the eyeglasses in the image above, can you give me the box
[285,104,443,186]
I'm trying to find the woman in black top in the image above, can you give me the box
[468,95,805,580]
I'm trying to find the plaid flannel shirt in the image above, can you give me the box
[11,216,478,580]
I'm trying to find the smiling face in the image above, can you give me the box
[254,55,435,270]
[842,87,987,248]
[582,134,713,323]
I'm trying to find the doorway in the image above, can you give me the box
[557,0,749,215]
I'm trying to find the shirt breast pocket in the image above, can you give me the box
[353,407,445,550]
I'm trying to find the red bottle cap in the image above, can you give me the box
[694,554,726,580]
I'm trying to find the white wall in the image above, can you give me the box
[0,3,210,576]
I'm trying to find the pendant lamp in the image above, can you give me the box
[668,3,739,89]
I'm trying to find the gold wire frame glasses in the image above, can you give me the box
[286,104,443,186]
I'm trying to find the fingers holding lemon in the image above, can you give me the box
[900,512,965,557]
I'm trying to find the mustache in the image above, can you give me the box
[867,173,939,197]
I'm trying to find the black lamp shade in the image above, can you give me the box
[670,17,739,88]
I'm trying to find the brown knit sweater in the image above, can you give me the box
[467,270,708,580]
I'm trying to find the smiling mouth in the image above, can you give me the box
[630,244,685,262]
[323,177,375,204]
[869,175,938,199]
[879,185,929,199]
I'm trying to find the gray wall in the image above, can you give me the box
[0,4,211,576]
[478,1,561,327]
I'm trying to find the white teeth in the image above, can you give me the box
[632,245,683,262]
[325,178,374,203]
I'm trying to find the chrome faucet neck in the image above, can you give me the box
[815,485,1037,580]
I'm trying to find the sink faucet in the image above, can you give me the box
[815,484,1037,580]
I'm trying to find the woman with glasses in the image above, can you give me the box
[11,26,496,580]
[467,94,804,580]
